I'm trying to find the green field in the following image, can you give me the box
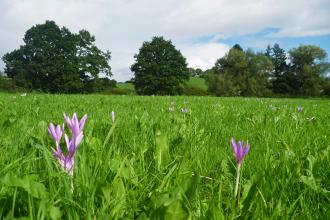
[0,93,329,219]
[116,77,208,95]
[187,77,208,90]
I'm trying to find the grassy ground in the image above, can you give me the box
[117,82,135,90]
[117,77,208,95]
[186,77,207,90]
[0,93,329,219]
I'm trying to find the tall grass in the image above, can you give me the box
[0,93,329,219]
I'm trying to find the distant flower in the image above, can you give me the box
[168,102,175,112]
[269,104,277,111]
[111,111,115,123]
[49,113,87,176]
[20,93,27,97]
[297,107,303,112]
[181,108,189,113]
[231,138,250,165]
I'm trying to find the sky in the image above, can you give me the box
[0,0,330,82]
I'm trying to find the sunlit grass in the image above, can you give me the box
[0,93,329,219]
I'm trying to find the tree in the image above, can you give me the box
[322,77,330,96]
[289,45,329,96]
[209,46,273,96]
[131,36,189,95]
[188,68,203,77]
[232,43,243,51]
[265,43,292,94]
[2,20,111,93]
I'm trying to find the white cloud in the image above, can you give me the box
[180,42,230,70]
[0,0,329,81]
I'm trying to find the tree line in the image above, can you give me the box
[206,43,330,97]
[1,20,330,96]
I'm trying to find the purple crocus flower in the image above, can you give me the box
[63,113,87,137]
[297,107,303,112]
[231,138,250,165]
[49,113,87,176]
[231,138,250,198]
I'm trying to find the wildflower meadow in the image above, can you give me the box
[0,93,329,219]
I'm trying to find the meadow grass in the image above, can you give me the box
[0,92,329,219]
[187,77,207,90]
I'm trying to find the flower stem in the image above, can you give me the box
[69,170,74,193]
[70,176,74,193]
[234,163,241,198]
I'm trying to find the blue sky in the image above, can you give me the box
[213,28,330,55]
[0,0,329,82]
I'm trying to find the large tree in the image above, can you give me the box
[209,46,273,96]
[2,20,111,93]
[289,45,329,96]
[131,36,189,95]
[265,43,293,94]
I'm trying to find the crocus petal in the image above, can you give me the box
[48,123,57,141]
[55,125,63,142]
[231,138,238,155]
[237,141,244,163]
[65,134,71,153]
[79,114,88,130]
[75,133,84,149]
[71,113,80,136]
[63,113,73,130]
[73,113,79,127]
[64,157,74,173]
[52,146,62,159]
[243,144,250,157]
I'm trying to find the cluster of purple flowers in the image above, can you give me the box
[48,110,250,198]
[48,113,87,176]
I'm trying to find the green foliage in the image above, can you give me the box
[209,44,329,97]
[266,44,292,94]
[183,77,208,96]
[288,45,329,96]
[188,68,203,77]
[111,83,136,95]
[209,46,273,96]
[131,36,189,95]
[207,73,239,96]
[0,93,329,218]
[0,76,26,93]
[2,20,111,93]
[322,77,330,96]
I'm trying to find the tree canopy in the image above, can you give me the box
[208,46,273,96]
[131,36,189,95]
[288,45,329,96]
[2,20,111,93]
[207,44,330,97]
